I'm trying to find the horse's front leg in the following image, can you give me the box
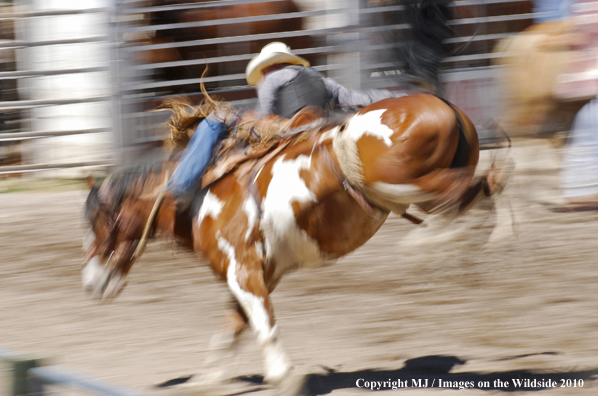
[220,239,293,385]
[187,301,249,387]
[100,240,137,300]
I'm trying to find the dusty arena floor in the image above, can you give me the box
[1,143,598,396]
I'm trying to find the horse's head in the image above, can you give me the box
[82,177,133,301]
[82,158,172,301]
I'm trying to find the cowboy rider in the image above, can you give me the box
[167,42,397,210]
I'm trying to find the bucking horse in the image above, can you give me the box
[83,93,508,394]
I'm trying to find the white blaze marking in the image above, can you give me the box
[81,229,104,291]
[82,256,104,291]
[197,191,224,224]
[219,235,276,345]
[242,197,259,242]
[82,229,95,252]
[260,155,325,271]
[346,109,394,146]
[371,181,436,203]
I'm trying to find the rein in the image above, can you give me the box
[130,171,170,263]
[319,144,380,218]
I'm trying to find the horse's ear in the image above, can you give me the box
[86,175,96,189]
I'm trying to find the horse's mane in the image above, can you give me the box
[159,98,221,151]
[161,98,331,156]
[100,148,171,213]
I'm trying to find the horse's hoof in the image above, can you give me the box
[274,370,306,396]
[169,376,226,396]
[81,256,104,292]
[102,275,127,301]
[90,278,109,301]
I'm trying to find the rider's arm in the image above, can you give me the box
[322,77,397,107]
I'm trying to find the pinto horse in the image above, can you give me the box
[83,94,504,391]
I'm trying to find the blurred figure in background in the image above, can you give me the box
[494,0,580,139]
[533,0,572,23]
[367,0,452,95]
[552,0,598,209]
[400,0,452,94]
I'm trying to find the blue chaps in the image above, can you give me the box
[168,115,229,198]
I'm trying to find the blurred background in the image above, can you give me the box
[4,2,598,395]
[1,0,537,178]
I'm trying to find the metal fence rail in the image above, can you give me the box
[1,348,151,396]
[30,366,151,396]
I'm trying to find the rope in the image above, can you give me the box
[130,172,170,263]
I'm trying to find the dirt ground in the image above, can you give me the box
[1,142,598,396]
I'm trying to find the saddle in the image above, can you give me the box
[199,106,327,188]
[135,104,331,253]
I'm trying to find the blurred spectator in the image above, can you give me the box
[560,99,598,207]
[550,0,598,209]
[533,0,572,23]
[370,0,452,94]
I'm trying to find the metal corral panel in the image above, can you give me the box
[1,0,537,174]
[1,0,115,176]
[441,66,505,144]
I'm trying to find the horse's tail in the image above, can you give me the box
[423,121,513,215]
[436,137,514,223]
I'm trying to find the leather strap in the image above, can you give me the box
[319,144,424,224]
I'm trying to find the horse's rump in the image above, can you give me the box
[332,95,480,214]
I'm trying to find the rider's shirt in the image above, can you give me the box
[256,66,397,117]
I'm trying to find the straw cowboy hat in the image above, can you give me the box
[245,42,310,86]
